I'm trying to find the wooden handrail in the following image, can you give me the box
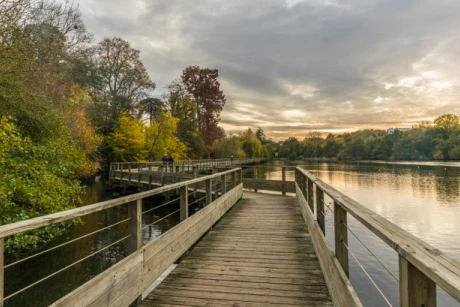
[0,168,240,239]
[295,167,460,305]
[0,168,244,307]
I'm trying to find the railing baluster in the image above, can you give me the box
[282,167,286,196]
[316,186,325,234]
[180,185,188,221]
[334,201,349,277]
[206,179,212,204]
[399,256,436,307]
[128,199,142,253]
[307,178,314,212]
[221,174,227,194]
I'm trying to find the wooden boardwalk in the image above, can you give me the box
[140,192,333,307]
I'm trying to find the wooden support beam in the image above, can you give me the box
[128,199,142,253]
[334,201,349,277]
[254,168,258,192]
[282,167,286,196]
[316,185,325,234]
[221,174,227,194]
[128,199,142,305]
[307,178,314,212]
[399,256,436,307]
[206,179,212,204]
[180,185,188,222]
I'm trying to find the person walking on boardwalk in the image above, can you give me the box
[162,154,168,165]
[168,155,174,165]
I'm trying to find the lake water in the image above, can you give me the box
[4,161,460,306]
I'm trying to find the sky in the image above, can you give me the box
[76,0,460,141]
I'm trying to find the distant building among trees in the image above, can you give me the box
[387,127,411,134]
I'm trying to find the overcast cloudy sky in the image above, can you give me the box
[77,0,460,140]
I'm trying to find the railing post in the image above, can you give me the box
[193,167,198,196]
[282,167,286,196]
[175,165,180,173]
[128,199,142,253]
[307,178,314,212]
[128,164,132,183]
[334,201,349,277]
[137,164,141,188]
[180,185,188,221]
[148,173,153,189]
[221,174,227,194]
[399,256,436,307]
[232,171,236,188]
[302,175,308,201]
[254,167,258,192]
[1,238,4,307]
[316,185,325,234]
[206,179,212,204]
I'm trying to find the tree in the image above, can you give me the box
[164,79,206,158]
[0,117,82,250]
[181,65,226,147]
[107,112,146,162]
[434,114,460,134]
[93,37,155,133]
[144,111,187,161]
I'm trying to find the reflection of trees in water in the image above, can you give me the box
[433,167,460,206]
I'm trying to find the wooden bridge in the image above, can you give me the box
[0,164,459,307]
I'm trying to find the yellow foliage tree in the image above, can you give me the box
[108,112,146,161]
[145,112,187,161]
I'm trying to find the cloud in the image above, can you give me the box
[76,0,460,140]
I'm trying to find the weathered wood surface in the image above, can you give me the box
[0,169,239,239]
[50,184,243,307]
[243,178,296,193]
[297,168,460,303]
[140,192,333,307]
[296,184,362,307]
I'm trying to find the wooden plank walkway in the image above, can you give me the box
[140,192,332,307]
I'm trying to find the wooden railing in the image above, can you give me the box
[111,158,264,174]
[295,167,460,307]
[0,168,243,307]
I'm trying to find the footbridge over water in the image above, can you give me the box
[0,164,459,307]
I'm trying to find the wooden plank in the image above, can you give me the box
[142,185,243,289]
[141,192,333,307]
[50,250,143,307]
[128,199,142,253]
[179,185,188,222]
[243,178,296,193]
[296,184,363,307]
[334,201,349,277]
[399,255,436,307]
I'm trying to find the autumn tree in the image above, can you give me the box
[107,112,146,162]
[181,65,226,147]
[92,37,155,133]
[145,111,187,161]
[164,79,206,158]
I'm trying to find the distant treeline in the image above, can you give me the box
[275,114,460,161]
